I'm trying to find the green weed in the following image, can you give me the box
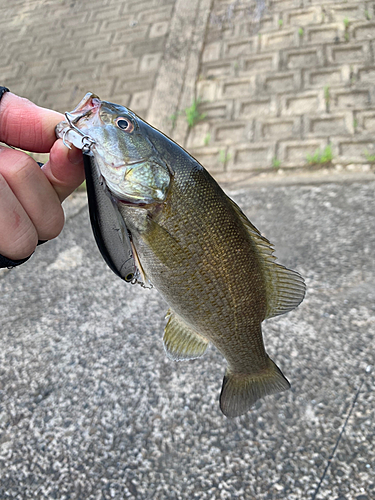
[278,19,283,27]
[185,98,206,128]
[298,27,304,37]
[365,10,371,20]
[364,150,375,162]
[219,149,231,164]
[306,144,333,165]
[324,85,330,113]
[343,17,350,41]
[204,133,211,146]
[272,157,281,169]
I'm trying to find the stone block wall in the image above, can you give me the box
[0,0,175,119]
[186,0,375,172]
[1,0,374,174]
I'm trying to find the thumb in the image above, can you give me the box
[42,139,85,202]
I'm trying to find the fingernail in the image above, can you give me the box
[68,145,83,165]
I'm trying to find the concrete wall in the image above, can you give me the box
[183,0,375,172]
[1,0,375,173]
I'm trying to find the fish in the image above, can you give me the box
[56,93,306,418]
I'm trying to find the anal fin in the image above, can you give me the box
[264,263,305,319]
[163,310,209,361]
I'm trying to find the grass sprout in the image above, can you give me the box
[272,157,281,169]
[219,149,231,164]
[185,98,206,128]
[306,144,333,165]
[364,150,375,162]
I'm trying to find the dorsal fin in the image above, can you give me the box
[163,309,209,361]
[227,196,306,319]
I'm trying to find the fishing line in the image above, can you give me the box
[311,365,372,500]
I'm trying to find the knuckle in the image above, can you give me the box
[0,174,37,259]
[0,95,33,145]
[37,205,65,241]
[0,150,37,184]
[0,172,8,191]
[12,155,37,182]
[3,221,38,261]
[15,229,39,259]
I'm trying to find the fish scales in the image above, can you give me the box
[56,93,306,417]
[119,166,269,373]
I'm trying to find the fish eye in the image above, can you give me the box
[116,117,134,132]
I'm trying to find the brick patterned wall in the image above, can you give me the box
[1,0,374,172]
[187,0,375,172]
[0,0,175,117]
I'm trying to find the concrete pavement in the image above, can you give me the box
[0,172,374,500]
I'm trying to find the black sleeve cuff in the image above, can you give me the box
[0,86,10,102]
[0,253,32,269]
[0,241,47,269]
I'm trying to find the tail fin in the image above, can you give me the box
[219,357,290,418]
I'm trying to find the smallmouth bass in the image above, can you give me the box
[56,93,305,417]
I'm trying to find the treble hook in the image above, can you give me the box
[62,111,96,153]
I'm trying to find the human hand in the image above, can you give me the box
[0,91,85,261]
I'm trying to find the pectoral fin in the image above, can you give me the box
[163,310,209,361]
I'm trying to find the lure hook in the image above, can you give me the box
[62,111,96,153]
[62,129,72,150]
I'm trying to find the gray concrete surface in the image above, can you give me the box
[0,172,374,500]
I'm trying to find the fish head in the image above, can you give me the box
[56,92,171,205]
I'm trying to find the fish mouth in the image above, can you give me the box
[55,92,103,150]
[69,92,101,121]
[56,93,149,169]
[64,92,103,133]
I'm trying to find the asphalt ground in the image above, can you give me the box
[0,173,374,500]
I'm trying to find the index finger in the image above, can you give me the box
[0,92,63,153]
